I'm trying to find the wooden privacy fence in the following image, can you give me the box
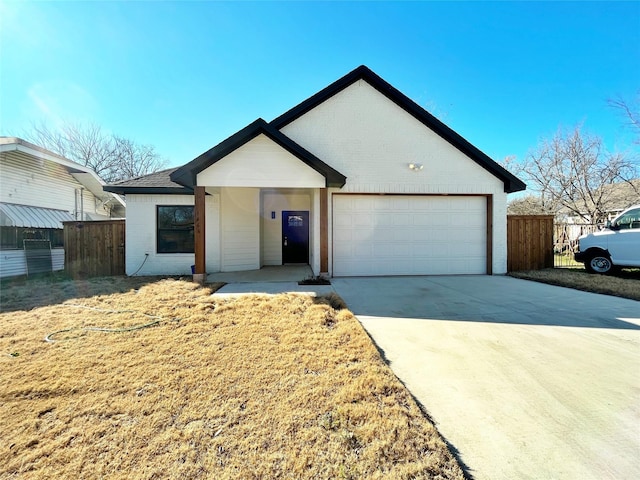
[63,220,125,277]
[507,215,554,272]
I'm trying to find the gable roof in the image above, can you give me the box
[170,119,347,188]
[271,65,526,193]
[103,167,191,194]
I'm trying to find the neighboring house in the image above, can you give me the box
[585,179,640,222]
[105,66,525,278]
[557,179,640,224]
[0,137,125,278]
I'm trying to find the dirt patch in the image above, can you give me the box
[509,268,640,301]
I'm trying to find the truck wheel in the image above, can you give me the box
[585,253,613,274]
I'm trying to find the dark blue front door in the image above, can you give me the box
[282,211,309,264]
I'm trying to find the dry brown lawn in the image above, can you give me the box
[0,276,464,480]
[509,268,640,301]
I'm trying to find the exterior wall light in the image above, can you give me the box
[408,163,424,171]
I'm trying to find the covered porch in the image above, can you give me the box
[169,118,345,282]
[194,186,327,279]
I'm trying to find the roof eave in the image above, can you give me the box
[103,186,193,195]
[271,65,525,194]
[169,119,271,188]
[171,118,347,188]
[505,178,527,194]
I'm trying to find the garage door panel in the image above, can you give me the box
[334,230,352,242]
[462,242,486,256]
[334,213,354,226]
[354,197,373,210]
[392,198,410,210]
[333,195,486,276]
[353,229,373,242]
[376,213,394,226]
[372,244,411,256]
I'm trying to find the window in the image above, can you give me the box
[0,227,63,249]
[288,215,304,227]
[157,206,194,253]
[612,208,640,230]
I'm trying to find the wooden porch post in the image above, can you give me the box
[320,188,328,273]
[486,194,493,275]
[194,186,206,282]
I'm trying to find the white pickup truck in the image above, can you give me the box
[574,204,640,274]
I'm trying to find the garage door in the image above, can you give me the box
[332,195,487,276]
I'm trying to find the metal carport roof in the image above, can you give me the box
[0,203,75,229]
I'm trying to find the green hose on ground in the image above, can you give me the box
[44,304,181,342]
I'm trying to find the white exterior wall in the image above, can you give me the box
[261,190,312,266]
[125,194,220,276]
[220,188,260,271]
[197,135,325,188]
[1,152,111,219]
[492,192,508,273]
[281,81,508,274]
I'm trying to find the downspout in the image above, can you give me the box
[80,187,84,221]
[74,188,79,220]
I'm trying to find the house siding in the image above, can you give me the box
[1,151,111,219]
[281,80,508,274]
[0,248,64,278]
[220,188,260,271]
[125,194,220,276]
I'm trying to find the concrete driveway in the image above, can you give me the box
[331,276,640,480]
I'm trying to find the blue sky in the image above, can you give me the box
[1,1,639,174]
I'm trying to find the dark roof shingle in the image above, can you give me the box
[104,168,192,194]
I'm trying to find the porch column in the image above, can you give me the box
[194,186,206,282]
[320,188,328,273]
[486,194,493,275]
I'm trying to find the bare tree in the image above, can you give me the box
[522,126,638,224]
[507,195,555,215]
[608,92,640,145]
[25,121,166,182]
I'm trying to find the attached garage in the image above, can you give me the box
[332,195,488,276]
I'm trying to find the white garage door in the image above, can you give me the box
[332,195,487,276]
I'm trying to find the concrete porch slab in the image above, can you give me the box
[207,265,314,283]
[209,265,334,297]
[212,281,335,298]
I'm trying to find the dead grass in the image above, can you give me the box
[509,268,640,301]
[0,276,463,480]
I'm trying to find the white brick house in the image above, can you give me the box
[106,66,525,277]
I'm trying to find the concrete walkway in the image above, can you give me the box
[331,276,640,480]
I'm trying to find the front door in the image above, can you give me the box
[282,211,309,264]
